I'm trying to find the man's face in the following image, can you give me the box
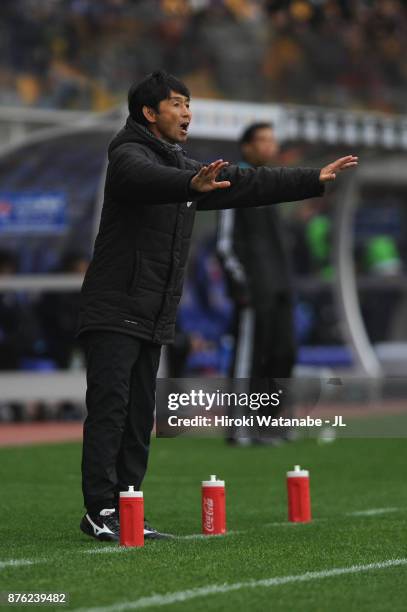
[242,127,280,166]
[145,90,192,144]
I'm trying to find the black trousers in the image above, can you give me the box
[230,293,296,380]
[79,330,161,515]
[227,293,296,438]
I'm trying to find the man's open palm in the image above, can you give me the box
[320,155,358,182]
[191,159,231,192]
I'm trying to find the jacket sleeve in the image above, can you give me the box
[194,165,324,211]
[108,144,197,205]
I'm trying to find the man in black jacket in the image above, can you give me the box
[75,70,357,542]
[217,122,300,445]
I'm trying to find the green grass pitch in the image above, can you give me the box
[1,436,406,611]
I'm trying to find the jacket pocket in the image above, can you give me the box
[138,255,172,292]
[126,250,141,295]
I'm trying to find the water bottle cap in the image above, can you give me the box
[202,475,225,487]
[120,486,143,498]
[287,465,309,478]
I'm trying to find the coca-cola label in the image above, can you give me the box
[203,496,214,532]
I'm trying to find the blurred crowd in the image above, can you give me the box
[0,248,88,372]
[0,0,406,112]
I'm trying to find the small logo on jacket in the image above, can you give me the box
[124,319,138,325]
[186,201,192,208]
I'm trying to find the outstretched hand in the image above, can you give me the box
[191,159,231,193]
[319,155,358,182]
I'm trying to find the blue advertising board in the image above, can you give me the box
[0,192,67,234]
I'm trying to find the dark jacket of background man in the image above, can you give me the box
[218,159,292,306]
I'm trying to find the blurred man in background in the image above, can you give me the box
[217,122,296,445]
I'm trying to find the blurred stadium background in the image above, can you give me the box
[1,0,407,430]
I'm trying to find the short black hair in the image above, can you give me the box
[239,122,274,146]
[128,70,190,126]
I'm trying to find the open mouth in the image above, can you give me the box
[180,122,189,134]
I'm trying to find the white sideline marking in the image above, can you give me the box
[347,507,400,517]
[0,559,35,570]
[85,547,130,555]
[176,530,241,540]
[84,531,241,554]
[75,558,407,611]
[263,520,323,527]
[83,506,404,554]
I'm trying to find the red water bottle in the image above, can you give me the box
[119,486,144,546]
[202,474,226,535]
[287,465,312,523]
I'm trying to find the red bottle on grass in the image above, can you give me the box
[286,465,312,523]
[202,474,226,535]
[119,486,144,546]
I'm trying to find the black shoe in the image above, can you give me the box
[80,508,119,542]
[144,519,173,540]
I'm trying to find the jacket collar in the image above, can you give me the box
[126,117,184,153]
[108,116,189,165]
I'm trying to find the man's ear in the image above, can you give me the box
[142,105,157,124]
